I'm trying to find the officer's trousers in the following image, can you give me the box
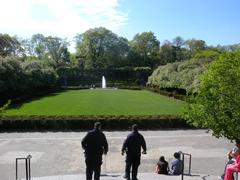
[125,155,140,180]
[85,155,102,180]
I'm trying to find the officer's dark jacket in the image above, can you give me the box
[122,131,146,156]
[81,128,108,156]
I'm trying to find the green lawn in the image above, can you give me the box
[4,89,185,116]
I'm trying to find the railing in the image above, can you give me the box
[178,151,192,180]
[16,155,32,180]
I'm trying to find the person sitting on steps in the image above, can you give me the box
[224,139,240,180]
[219,140,240,179]
[155,156,169,175]
[170,152,183,175]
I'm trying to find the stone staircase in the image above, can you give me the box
[26,173,219,180]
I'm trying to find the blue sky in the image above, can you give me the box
[117,0,240,46]
[0,0,240,51]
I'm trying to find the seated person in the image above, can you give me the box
[224,140,240,180]
[219,142,239,179]
[155,156,169,174]
[170,152,183,175]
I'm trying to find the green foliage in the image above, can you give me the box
[173,36,185,48]
[0,115,189,131]
[0,34,24,57]
[193,50,221,61]
[0,56,25,93]
[185,38,207,52]
[55,66,151,86]
[129,31,160,68]
[44,36,70,65]
[0,56,58,96]
[75,27,129,69]
[22,60,58,88]
[148,49,222,94]
[159,41,177,64]
[22,34,70,66]
[184,52,240,140]
[159,39,190,64]
[148,58,209,94]
[0,100,11,114]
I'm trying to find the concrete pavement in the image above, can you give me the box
[29,173,220,180]
[0,130,234,180]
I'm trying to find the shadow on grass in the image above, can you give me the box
[7,89,68,110]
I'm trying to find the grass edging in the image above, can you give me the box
[0,115,191,131]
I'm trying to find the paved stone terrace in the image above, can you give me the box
[29,173,219,180]
[0,130,234,180]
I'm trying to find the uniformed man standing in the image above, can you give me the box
[121,124,147,180]
[81,122,108,180]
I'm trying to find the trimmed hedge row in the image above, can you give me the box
[146,87,186,101]
[0,115,192,131]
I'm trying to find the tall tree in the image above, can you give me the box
[0,34,24,57]
[30,34,46,59]
[75,27,129,69]
[172,36,185,61]
[185,38,206,53]
[130,32,160,68]
[159,41,176,64]
[22,34,70,66]
[184,52,240,140]
[173,36,185,48]
[44,36,70,65]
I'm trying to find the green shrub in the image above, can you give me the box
[0,115,191,131]
[147,58,211,94]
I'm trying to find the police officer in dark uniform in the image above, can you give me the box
[81,122,108,180]
[121,124,147,180]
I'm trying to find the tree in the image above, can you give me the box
[173,36,185,48]
[44,36,70,66]
[0,34,24,57]
[159,41,176,64]
[185,38,206,53]
[22,60,58,88]
[0,56,25,94]
[218,43,240,52]
[172,36,185,62]
[21,34,70,66]
[75,27,129,69]
[22,34,47,59]
[130,32,160,68]
[184,52,240,140]
[193,49,221,62]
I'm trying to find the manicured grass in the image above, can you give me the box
[4,89,185,116]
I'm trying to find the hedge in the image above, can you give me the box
[0,115,192,131]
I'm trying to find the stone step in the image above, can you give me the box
[26,173,218,180]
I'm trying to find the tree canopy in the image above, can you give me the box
[184,52,240,140]
[0,34,24,57]
[1,27,240,100]
[75,27,129,69]
[129,31,160,68]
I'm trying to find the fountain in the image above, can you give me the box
[102,76,106,89]
[90,76,116,90]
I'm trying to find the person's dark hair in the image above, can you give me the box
[132,124,138,132]
[94,122,101,129]
[174,152,180,159]
[159,156,165,162]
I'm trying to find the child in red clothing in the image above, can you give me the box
[224,140,240,180]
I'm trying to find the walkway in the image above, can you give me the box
[0,130,233,180]
[30,173,218,180]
